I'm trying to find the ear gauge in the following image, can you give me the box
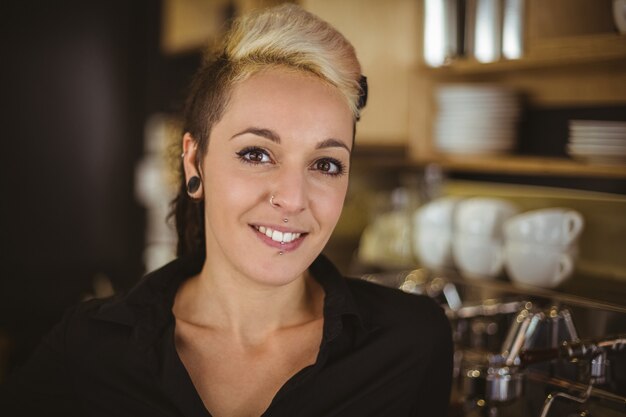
[357,75,368,110]
[356,74,368,121]
[186,176,201,195]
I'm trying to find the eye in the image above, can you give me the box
[311,158,345,177]
[236,147,272,164]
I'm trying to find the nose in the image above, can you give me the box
[270,168,308,215]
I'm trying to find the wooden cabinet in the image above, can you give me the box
[161,0,288,54]
[409,0,626,179]
[160,0,626,178]
[302,0,421,146]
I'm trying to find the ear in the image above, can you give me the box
[182,132,204,199]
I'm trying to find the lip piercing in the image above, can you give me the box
[279,251,284,255]
[270,196,288,223]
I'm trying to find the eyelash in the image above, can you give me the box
[313,157,345,177]
[235,147,346,177]
[236,146,271,164]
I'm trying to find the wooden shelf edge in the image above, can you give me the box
[418,33,626,75]
[350,145,626,178]
[412,154,626,178]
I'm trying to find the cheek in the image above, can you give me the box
[206,171,261,211]
[315,180,349,226]
[202,156,253,209]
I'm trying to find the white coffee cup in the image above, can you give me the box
[414,226,454,270]
[453,233,505,279]
[505,241,575,288]
[414,196,463,229]
[413,197,463,270]
[504,208,584,247]
[455,198,520,238]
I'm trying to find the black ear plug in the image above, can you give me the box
[187,176,201,194]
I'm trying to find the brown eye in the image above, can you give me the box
[247,150,265,162]
[312,158,344,176]
[236,147,271,164]
[317,160,331,172]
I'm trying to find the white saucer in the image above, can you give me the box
[568,143,626,154]
[569,137,626,147]
[570,120,626,129]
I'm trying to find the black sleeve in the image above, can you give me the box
[0,306,82,417]
[412,301,454,417]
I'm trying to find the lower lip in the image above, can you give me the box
[252,227,306,253]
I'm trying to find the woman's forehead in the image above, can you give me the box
[217,68,354,141]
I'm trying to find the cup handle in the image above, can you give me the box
[563,211,584,245]
[553,254,574,286]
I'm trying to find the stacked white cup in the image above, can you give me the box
[504,208,584,288]
[412,197,463,271]
[452,198,520,279]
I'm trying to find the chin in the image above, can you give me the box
[237,246,322,287]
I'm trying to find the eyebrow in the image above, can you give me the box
[316,138,351,153]
[231,127,351,152]
[231,127,280,143]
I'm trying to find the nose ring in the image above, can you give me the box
[270,195,288,223]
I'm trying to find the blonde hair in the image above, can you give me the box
[173,3,364,257]
[225,3,362,116]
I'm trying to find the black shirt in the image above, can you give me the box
[1,254,453,417]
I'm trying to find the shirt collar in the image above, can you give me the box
[90,253,370,345]
[309,254,369,334]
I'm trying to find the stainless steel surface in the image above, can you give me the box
[540,385,593,417]
[486,367,523,403]
[470,0,503,63]
[502,0,525,59]
[423,0,461,67]
[360,268,626,416]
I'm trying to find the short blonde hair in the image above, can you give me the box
[174,3,364,257]
[225,3,363,116]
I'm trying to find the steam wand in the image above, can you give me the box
[520,336,626,417]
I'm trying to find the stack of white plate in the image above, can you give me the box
[434,84,521,155]
[567,120,626,164]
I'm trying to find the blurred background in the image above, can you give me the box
[1,2,626,412]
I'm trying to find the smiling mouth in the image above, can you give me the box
[253,225,305,244]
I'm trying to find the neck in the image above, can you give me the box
[173,260,324,346]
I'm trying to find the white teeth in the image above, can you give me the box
[255,226,302,243]
[272,230,283,242]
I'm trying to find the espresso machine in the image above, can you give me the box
[362,269,626,417]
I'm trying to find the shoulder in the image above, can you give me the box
[345,277,446,320]
[345,277,450,340]
[313,255,447,329]
[61,255,199,334]
[41,296,132,356]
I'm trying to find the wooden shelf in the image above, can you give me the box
[351,144,413,169]
[413,153,626,178]
[353,145,626,179]
[420,33,626,75]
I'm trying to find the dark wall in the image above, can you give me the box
[0,0,162,375]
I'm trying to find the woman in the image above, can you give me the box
[2,4,452,416]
